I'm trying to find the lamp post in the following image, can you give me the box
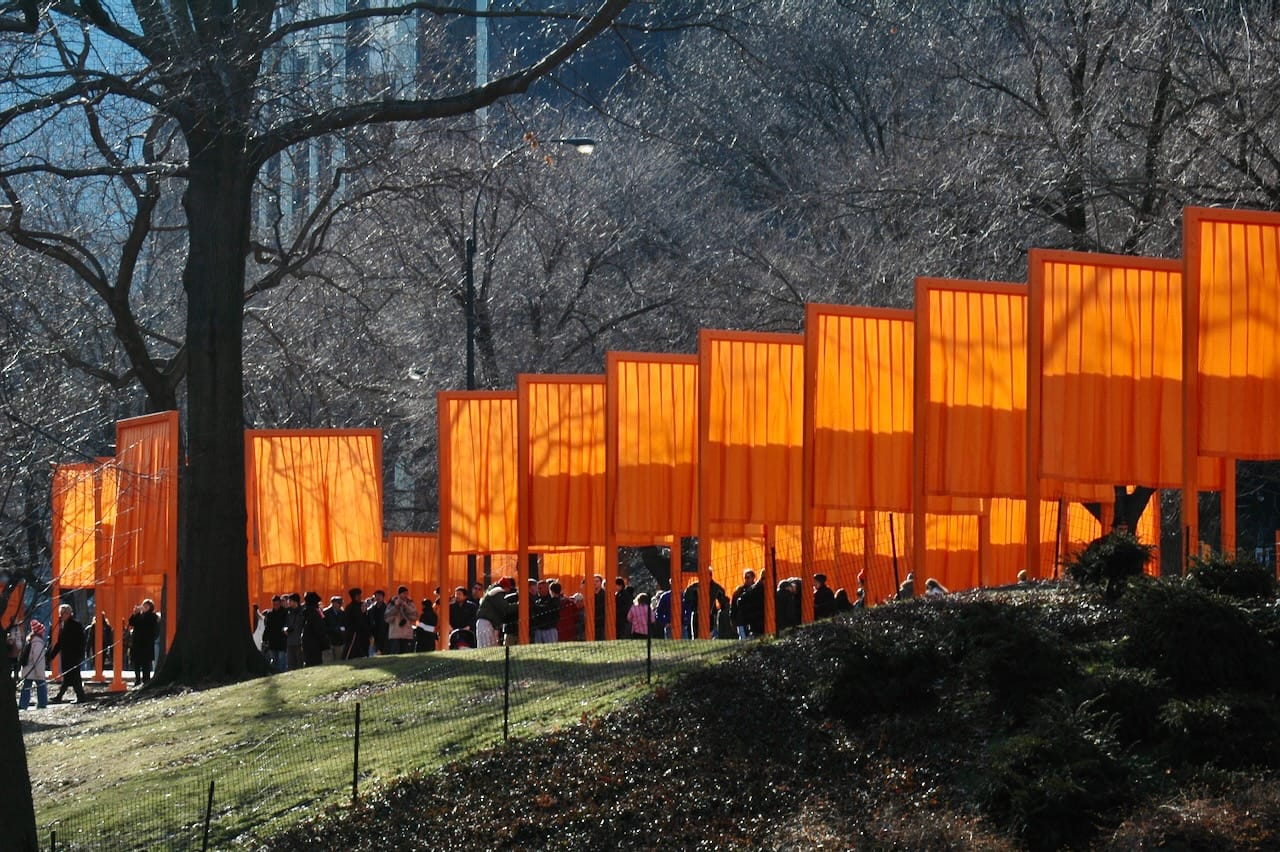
[463,137,596,391]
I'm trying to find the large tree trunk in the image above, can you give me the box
[153,129,269,685]
[0,661,38,850]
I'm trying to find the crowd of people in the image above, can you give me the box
[8,598,164,712]
[6,569,954,697]
[250,567,912,671]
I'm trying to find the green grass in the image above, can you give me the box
[23,640,730,850]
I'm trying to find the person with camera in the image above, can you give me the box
[127,598,160,685]
[384,586,418,654]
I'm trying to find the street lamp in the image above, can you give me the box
[463,137,596,391]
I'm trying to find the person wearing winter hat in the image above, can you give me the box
[18,619,48,710]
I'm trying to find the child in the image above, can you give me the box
[627,592,653,639]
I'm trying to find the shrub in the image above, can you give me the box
[1065,532,1152,600]
[1157,694,1280,771]
[972,698,1129,851]
[1186,551,1277,599]
[1119,582,1280,697]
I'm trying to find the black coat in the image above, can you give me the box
[49,617,86,667]
[343,601,371,659]
[128,610,160,661]
[263,607,288,652]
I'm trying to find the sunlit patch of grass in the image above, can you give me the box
[24,640,730,849]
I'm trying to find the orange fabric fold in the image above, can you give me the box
[700,331,805,525]
[520,377,607,547]
[245,429,384,573]
[438,392,519,555]
[607,353,699,539]
[52,463,98,590]
[920,280,1028,499]
[807,305,914,512]
[1188,209,1280,459]
[388,532,438,606]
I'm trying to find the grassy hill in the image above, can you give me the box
[24,575,1280,850]
[262,579,1280,851]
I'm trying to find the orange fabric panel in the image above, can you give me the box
[246,429,384,572]
[709,535,766,592]
[114,412,179,579]
[607,353,698,539]
[866,512,911,603]
[52,463,99,590]
[921,280,1028,499]
[1188,208,1280,458]
[925,513,979,592]
[388,532,438,605]
[96,461,118,581]
[701,331,805,525]
[343,562,390,598]
[807,305,914,512]
[539,550,591,597]
[1136,496,1160,576]
[438,392,519,555]
[986,499,1063,584]
[1035,251,1192,489]
[2,580,25,625]
[521,377,607,548]
[1046,479,1121,503]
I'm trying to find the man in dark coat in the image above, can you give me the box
[50,603,88,702]
[813,573,837,620]
[729,569,765,640]
[262,595,288,671]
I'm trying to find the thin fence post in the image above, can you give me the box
[646,625,652,684]
[352,702,362,803]
[503,643,511,743]
[201,780,215,851]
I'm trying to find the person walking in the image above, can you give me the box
[17,619,48,710]
[49,604,88,703]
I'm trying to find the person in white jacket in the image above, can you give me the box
[18,619,48,710]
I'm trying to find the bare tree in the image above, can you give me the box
[0,0,640,687]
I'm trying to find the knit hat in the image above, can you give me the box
[497,577,515,591]
[29,620,44,636]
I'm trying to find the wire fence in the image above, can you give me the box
[30,636,727,851]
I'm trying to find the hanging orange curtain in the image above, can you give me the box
[539,549,593,599]
[114,412,179,649]
[2,580,24,627]
[985,498,1063,585]
[245,429,384,589]
[1187,208,1280,458]
[606,352,699,541]
[700,331,806,526]
[918,280,1028,499]
[387,532,438,606]
[518,376,607,548]
[710,534,766,593]
[925,513,980,592]
[52,463,99,590]
[1180,208,1280,554]
[1032,250,1224,491]
[437,392,519,556]
[806,305,914,512]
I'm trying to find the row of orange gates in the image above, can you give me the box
[34,205,1280,665]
